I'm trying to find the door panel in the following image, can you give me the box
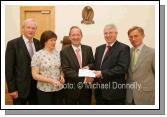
[20,6,55,40]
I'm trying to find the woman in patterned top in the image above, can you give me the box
[31,30,65,105]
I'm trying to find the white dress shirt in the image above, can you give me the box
[133,43,144,57]
[72,44,82,64]
[23,35,36,54]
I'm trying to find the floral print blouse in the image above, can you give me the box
[31,49,63,92]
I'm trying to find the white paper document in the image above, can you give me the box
[78,69,96,77]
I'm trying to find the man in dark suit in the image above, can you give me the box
[5,18,40,105]
[94,24,130,105]
[60,26,94,105]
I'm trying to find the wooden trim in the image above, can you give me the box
[20,6,55,33]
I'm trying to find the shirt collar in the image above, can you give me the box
[23,35,33,43]
[133,43,144,51]
[72,44,81,51]
[106,40,116,47]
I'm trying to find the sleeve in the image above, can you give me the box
[5,41,17,93]
[102,45,130,79]
[31,52,40,67]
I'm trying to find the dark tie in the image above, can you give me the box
[104,46,111,59]
[100,46,111,67]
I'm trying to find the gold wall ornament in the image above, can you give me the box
[81,6,94,25]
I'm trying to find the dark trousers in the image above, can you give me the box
[13,94,37,105]
[37,89,64,105]
[132,99,136,105]
[65,96,91,105]
[65,90,92,105]
[13,98,27,105]
[97,98,125,105]
[13,86,37,105]
[95,89,125,105]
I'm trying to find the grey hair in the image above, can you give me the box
[22,18,37,29]
[104,24,118,33]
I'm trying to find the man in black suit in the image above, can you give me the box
[94,24,130,105]
[60,26,94,105]
[5,18,40,105]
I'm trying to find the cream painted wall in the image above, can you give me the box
[56,5,155,52]
[5,5,155,53]
[5,6,20,46]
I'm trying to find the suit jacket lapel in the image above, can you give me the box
[102,41,118,63]
[99,44,106,60]
[19,36,31,59]
[81,45,86,67]
[133,45,147,72]
[97,44,106,67]
[33,39,40,51]
[69,45,80,68]
[130,48,133,72]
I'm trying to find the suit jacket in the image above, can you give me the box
[126,45,155,105]
[94,41,130,100]
[5,36,40,98]
[60,45,94,100]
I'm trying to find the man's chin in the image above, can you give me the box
[27,34,34,38]
[73,43,80,45]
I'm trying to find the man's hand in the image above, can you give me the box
[94,71,102,78]
[9,91,18,99]
[84,77,94,84]
[82,66,89,69]
[50,79,61,87]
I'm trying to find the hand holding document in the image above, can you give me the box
[78,69,95,77]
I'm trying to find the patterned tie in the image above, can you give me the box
[76,48,82,68]
[28,41,34,58]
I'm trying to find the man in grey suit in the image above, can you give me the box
[126,26,155,105]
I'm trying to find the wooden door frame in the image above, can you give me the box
[20,6,55,33]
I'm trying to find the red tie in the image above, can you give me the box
[76,48,82,68]
[104,46,111,58]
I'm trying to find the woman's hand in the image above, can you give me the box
[50,79,61,87]
[59,75,65,84]
[59,70,65,84]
